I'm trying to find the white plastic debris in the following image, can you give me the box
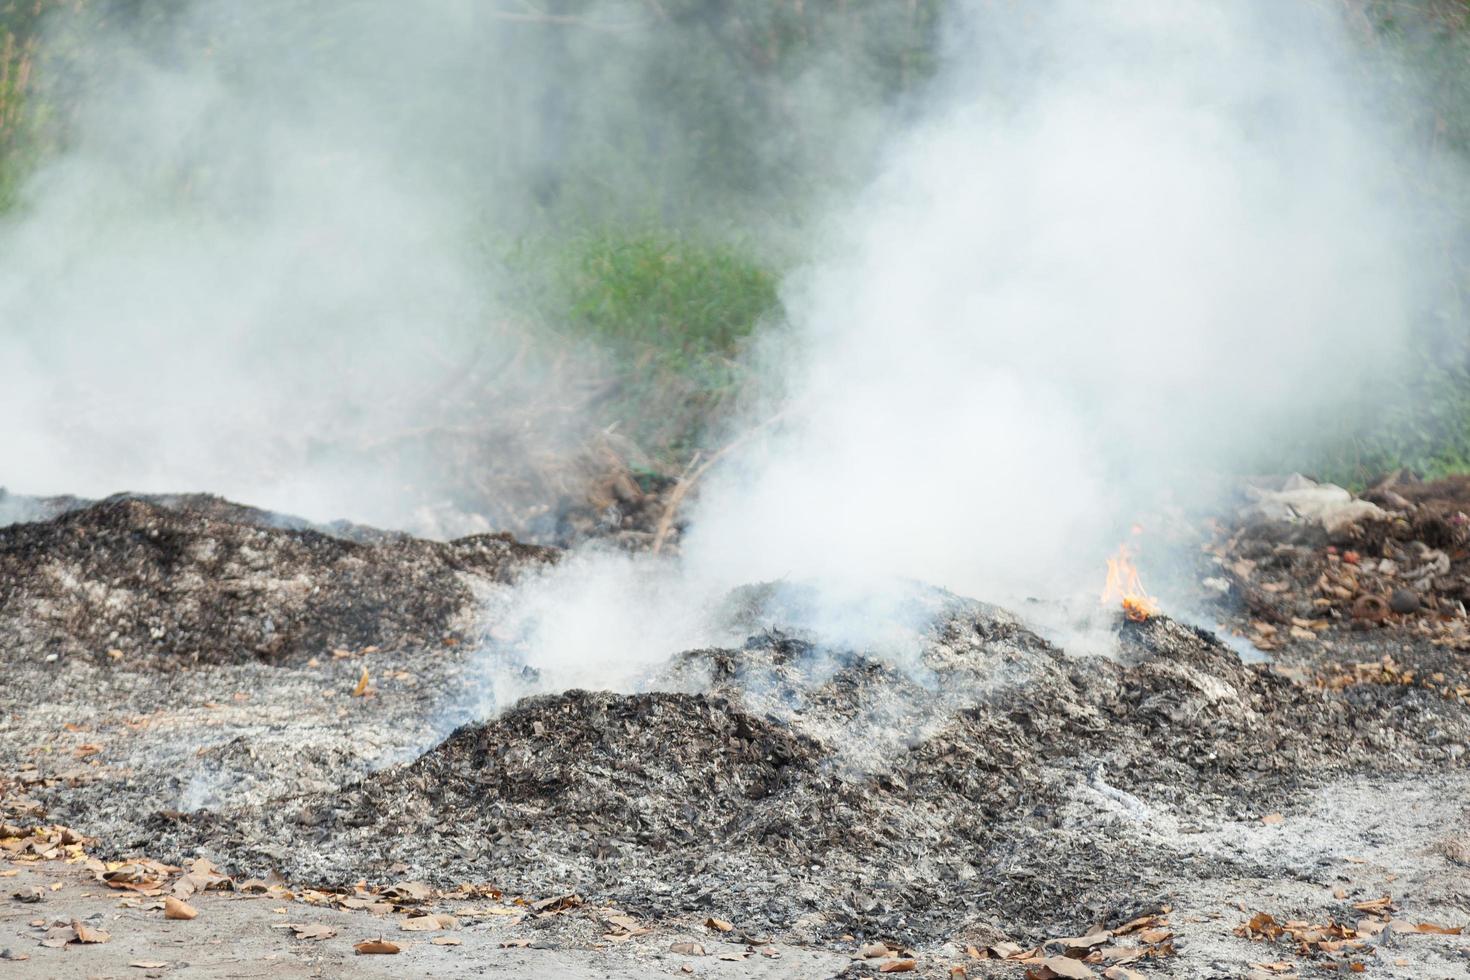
[1245,474,1388,533]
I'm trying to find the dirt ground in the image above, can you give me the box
[3,488,1470,978]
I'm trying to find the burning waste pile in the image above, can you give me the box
[4,495,1466,952]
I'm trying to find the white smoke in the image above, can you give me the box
[0,1,894,534]
[499,0,1460,691]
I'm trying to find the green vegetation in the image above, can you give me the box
[503,228,783,456]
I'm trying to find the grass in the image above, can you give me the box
[499,227,784,460]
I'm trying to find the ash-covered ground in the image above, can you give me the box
[2,492,1469,977]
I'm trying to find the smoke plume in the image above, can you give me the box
[500,0,1462,690]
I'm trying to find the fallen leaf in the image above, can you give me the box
[354,938,400,954]
[860,942,893,958]
[499,938,531,948]
[72,919,110,944]
[290,923,336,940]
[351,666,371,697]
[401,915,444,931]
[1261,813,1285,826]
[1412,922,1463,935]
[529,893,581,914]
[671,942,706,956]
[987,941,1024,959]
[0,949,29,961]
[1103,968,1145,980]
[129,961,169,969]
[39,927,71,949]
[704,916,733,932]
[1137,928,1172,944]
[879,961,917,974]
[163,897,198,920]
[1033,955,1095,979]
[431,936,462,946]
[1057,931,1111,951]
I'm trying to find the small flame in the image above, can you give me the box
[1102,544,1159,621]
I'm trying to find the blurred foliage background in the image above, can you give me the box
[0,0,1467,485]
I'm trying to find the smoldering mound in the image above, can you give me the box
[132,602,1470,944]
[0,493,554,665]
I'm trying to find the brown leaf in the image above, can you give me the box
[879,960,917,973]
[351,667,371,697]
[530,893,581,914]
[1056,931,1111,951]
[1261,813,1285,826]
[290,924,336,940]
[860,942,894,958]
[354,938,400,955]
[40,927,72,948]
[1102,968,1146,980]
[401,915,444,931]
[1034,955,1095,979]
[1413,922,1463,935]
[1110,915,1163,936]
[1136,928,1172,944]
[163,897,198,920]
[704,916,733,932]
[987,941,1024,959]
[431,936,462,946]
[129,961,169,969]
[1352,895,1392,913]
[671,942,706,956]
[72,919,110,944]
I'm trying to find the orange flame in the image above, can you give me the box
[1102,544,1159,622]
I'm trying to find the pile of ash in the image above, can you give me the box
[0,493,553,664]
[143,608,1470,944]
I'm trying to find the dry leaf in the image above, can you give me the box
[401,915,444,931]
[1137,928,1172,944]
[354,938,400,955]
[987,941,1024,959]
[351,666,370,697]
[72,919,110,943]
[1057,931,1111,950]
[1261,813,1284,826]
[431,936,462,946]
[860,942,893,958]
[529,893,581,914]
[704,916,733,932]
[291,923,336,940]
[129,961,169,969]
[879,960,918,973]
[1412,922,1462,935]
[1103,968,1146,980]
[164,897,198,920]
[1033,955,1095,979]
[670,942,706,956]
[40,928,71,949]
